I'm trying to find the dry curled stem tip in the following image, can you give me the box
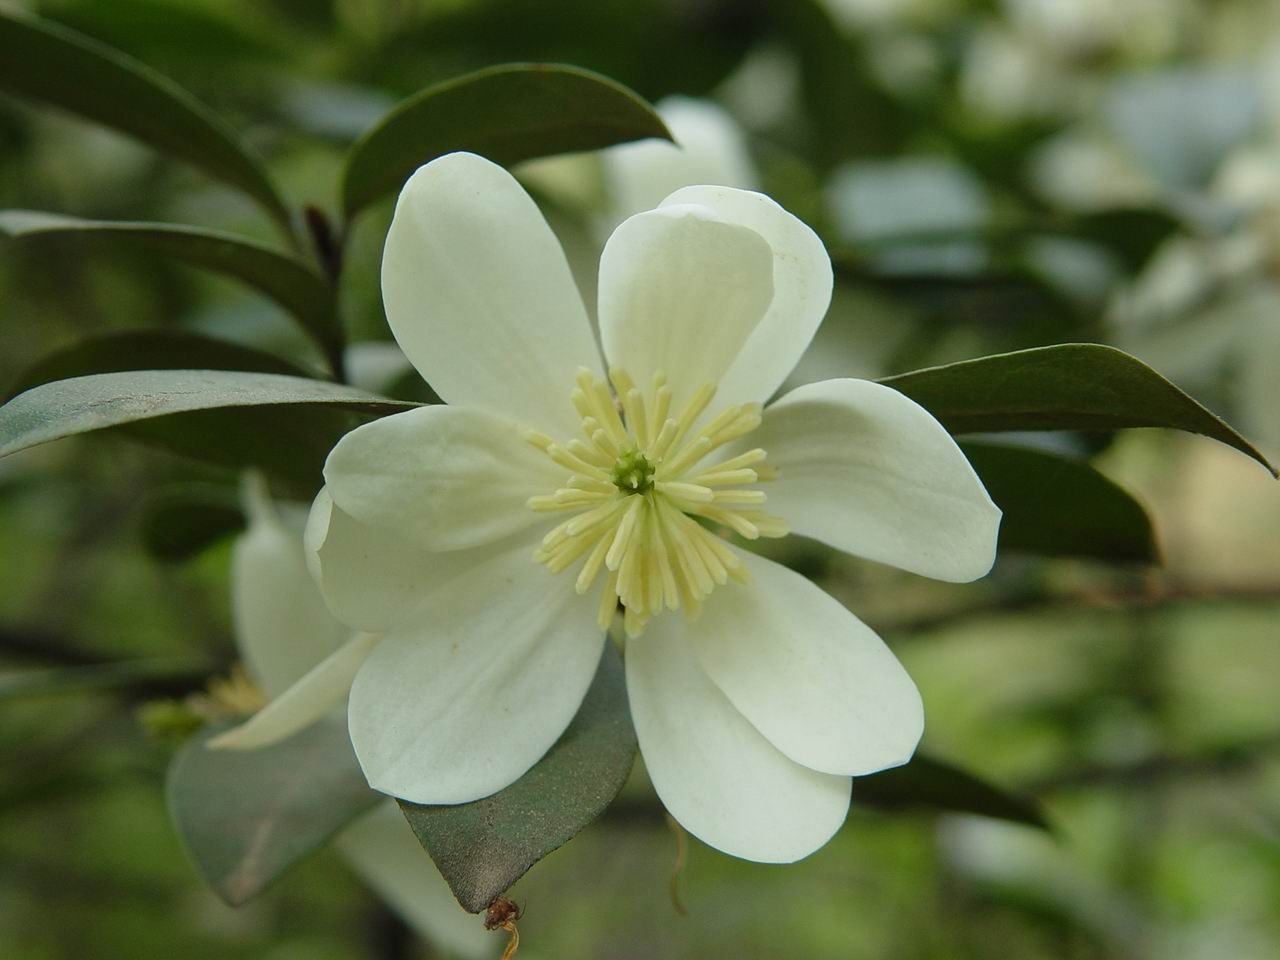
[484,896,522,960]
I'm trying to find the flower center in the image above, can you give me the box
[524,367,787,638]
[610,449,655,494]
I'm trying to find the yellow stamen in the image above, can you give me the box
[525,368,785,636]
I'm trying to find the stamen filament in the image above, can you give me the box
[576,530,613,594]
[712,489,767,505]
[657,436,713,480]
[526,367,784,637]
[655,480,714,503]
[693,468,758,486]
[623,388,649,450]
[566,438,612,468]
[546,444,610,479]
[605,496,645,570]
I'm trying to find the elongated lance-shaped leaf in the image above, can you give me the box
[342,63,671,220]
[0,370,416,495]
[0,214,338,361]
[0,10,291,235]
[962,441,1159,564]
[5,328,313,399]
[0,659,210,701]
[399,643,636,913]
[0,369,411,458]
[854,754,1050,832]
[881,344,1276,475]
[168,720,380,906]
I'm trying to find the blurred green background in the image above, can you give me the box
[2,0,1279,957]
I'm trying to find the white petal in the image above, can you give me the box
[603,96,759,227]
[305,488,539,635]
[232,478,349,696]
[347,542,605,804]
[693,551,923,776]
[598,204,774,409]
[343,340,414,395]
[659,185,833,408]
[324,405,562,552]
[208,632,380,751]
[751,378,1001,582]
[382,152,603,436]
[626,616,851,863]
[337,803,490,960]
[306,488,431,632]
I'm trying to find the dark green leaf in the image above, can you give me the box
[962,441,1159,564]
[852,268,1084,352]
[1062,206,1183,274]
[0,10,290,232]
[0,370,416,495]
[0,214,337,358]
[342,63,671,220]
[881,344,1276,475]
[854,754,1050,831]
[5,328,313,400]
[56,0,281,69]
[399,644,636,913]
[168,721,380,906]
[775,0,908,166]
[139,484,245,562]
[0,659,208,700]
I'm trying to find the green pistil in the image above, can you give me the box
[610,449,655,494]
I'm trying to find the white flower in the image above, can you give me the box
[218,152,1001,863]
[601,96,759,227]
[223,478,490,958]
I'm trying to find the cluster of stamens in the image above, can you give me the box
[525,367,787,637]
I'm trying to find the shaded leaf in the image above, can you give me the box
[0,10,290,232]
[379,0,764,107]
[962,441,1159,564]
[342,63,671,220]
[0,214,338,358]
[0,370,416,495]
[841,264,1084,349]
[774,0,907,167]
[855,754,1050,831]
[139,484,245,562]
[1064,206,1183,274]
[0,659,208,700]
[881,344,1276,475]
[399,644,635,913]
[5,328,312,400]
[168,721,379,906]
[56,0,281,68]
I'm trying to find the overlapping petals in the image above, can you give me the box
[305,489,442,633]
[661,185,834,410]
[598,203,775,411]
[222,485,493,953]
[295,151,1004,864]
[382,152,603,437]
[602,96,760,227]
[324,405,564,552]
[232,488,349,696]
[691,551,923,776]
[346,539,606,804]
[210,632,380,751]
[626,615,852,862]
